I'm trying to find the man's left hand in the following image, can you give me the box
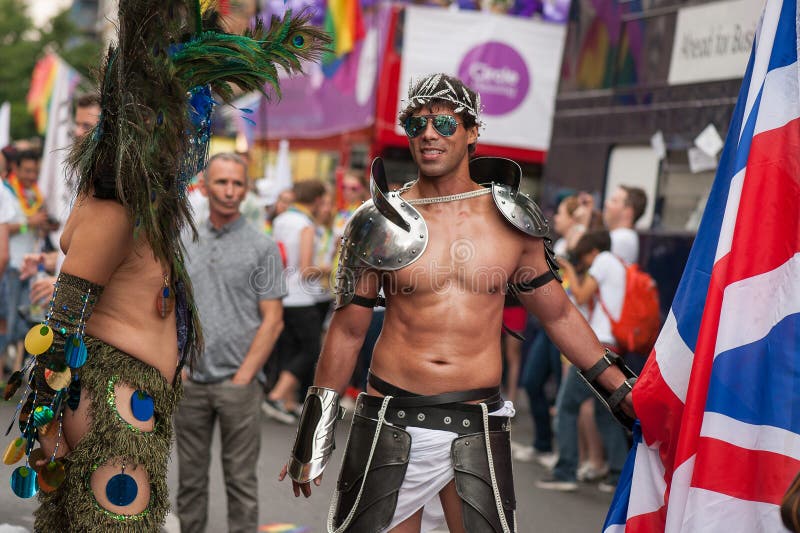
[620,389,636,421]
[230,373,252,386]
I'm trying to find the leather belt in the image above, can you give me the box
[361,372,509,434]
[356,395,510,435]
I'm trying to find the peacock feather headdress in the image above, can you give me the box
[67,0,330,371]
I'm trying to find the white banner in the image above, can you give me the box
[398,6,566,151]
[668,0,765,85]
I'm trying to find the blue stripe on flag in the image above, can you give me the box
[670,45,756,351]
[602,422,643,531]
[769,0,798,70]
[705,313,800,433]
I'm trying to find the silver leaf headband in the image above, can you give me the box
[399,74,484,127]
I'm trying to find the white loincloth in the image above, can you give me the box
[385,401,516,532]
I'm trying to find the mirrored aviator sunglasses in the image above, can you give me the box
[403,114,460,138]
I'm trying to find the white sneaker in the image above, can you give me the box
[535,452,558,470]
[512,444,536,462]
[261,398,298,425]
[577,462,609,482]
[536,475,578,492]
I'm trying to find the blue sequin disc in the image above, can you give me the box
[32,406,54,427]
[65,335,87,368]
[11,466,38,498]
[106,473,138,506]
[130,391,154,422]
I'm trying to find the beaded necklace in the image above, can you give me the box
[7,175,44,217]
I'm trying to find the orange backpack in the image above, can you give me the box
[598,257,661,356]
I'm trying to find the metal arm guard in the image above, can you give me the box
[577,349,638,430]
[288,387,345,483]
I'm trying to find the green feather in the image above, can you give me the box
[66,1,332,371]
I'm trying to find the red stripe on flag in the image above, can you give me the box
[692,437,800,504]
[724,116,800,285]
[626,506,667,532]
[634,353,685,477]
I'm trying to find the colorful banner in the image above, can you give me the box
[398,6,566,151]
[26,54,81,136]
[35,55,83,244]
[253,5,389,140]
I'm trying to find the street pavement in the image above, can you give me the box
[0,394,614,532]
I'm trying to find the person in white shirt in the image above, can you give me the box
[602,185,647,264]
[538,230,631,493]
[572,186,647,264]
[262,179,328,423]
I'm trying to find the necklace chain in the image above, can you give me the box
[404,187,491,205]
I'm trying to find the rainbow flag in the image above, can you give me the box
[26,54,81,135]
[324,0,365,59]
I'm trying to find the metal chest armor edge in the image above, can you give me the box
[334,157,551,309]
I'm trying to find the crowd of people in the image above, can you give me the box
[0,76,650,532]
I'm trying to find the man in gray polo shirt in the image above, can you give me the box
[176,152,286,533]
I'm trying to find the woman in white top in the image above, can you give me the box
[263,180,328,423]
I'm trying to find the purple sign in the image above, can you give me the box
[252,5,390,140]
[457,41,530,116]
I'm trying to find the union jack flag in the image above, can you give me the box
[604,1,800,531]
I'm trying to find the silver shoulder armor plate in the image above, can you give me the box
[334,158,429,309]
[469,156,550,238]
[491,184,549,238]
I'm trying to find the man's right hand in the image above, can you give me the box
[278,463,322,498]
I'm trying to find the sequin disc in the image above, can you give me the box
[32,406,54,428]
[106,473,138,506]
[10,466,38,498]
[24,325,53,356]
[65,335,88,368]
[3,437,25,465]
[37,474,56,493]
[45,367,71,391]
[40,460,66,490]
[29,448,46,472]
[156,289,175,318]
[130,390,154,422]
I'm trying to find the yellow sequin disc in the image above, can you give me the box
[24,325,54,355]
[3,437,25,465]
[44,367,71,391]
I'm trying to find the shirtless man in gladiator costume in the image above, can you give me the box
[281,73,637,533]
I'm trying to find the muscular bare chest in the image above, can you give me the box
[386,199,523,296]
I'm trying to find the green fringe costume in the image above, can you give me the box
[2,1,329,530]
[34,337,181,532]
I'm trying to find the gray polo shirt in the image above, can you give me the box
[184,217,287,383]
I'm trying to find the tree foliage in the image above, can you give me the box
[0,0,103,140]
